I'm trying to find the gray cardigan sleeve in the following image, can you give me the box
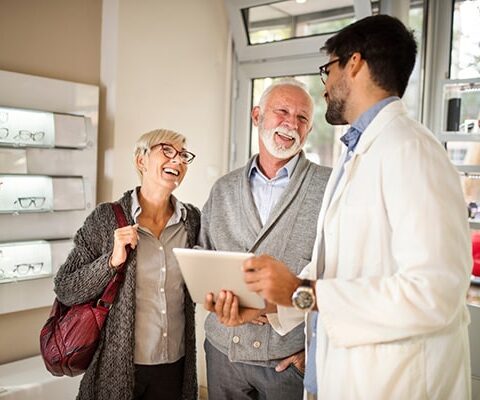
[54,203,118,306]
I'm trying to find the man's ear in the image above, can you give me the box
[349,52,365,78]
[251,106,261,127]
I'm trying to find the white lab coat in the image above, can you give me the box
[271,100,472,399]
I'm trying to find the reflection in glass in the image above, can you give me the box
[13,262,44,276]
[14,196,46,209]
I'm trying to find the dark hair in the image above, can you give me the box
[322,15,417,97]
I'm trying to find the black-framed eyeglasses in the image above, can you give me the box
[318,58,341,85]
[13,262,44,275]
[14,196,46,209]
[149,143,196,164]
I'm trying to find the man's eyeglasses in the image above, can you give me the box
[149,143,196,164]
[318,58,341,85]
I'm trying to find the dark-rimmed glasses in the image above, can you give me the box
[149,143,196,164]
[318,58,341,84]
[13,262,44,275]
[14,196,46,209]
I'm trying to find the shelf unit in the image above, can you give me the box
[0,70,98,314]
[437,78,480,231]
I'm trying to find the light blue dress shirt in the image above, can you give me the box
[248,154,300,225]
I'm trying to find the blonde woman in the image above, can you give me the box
[54,129,200,400]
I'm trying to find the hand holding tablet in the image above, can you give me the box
[172,248,265,309]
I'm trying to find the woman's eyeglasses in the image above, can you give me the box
[149,143,196,164]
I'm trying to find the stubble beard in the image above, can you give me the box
[325,77,350,125]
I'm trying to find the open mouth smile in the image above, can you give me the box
[163,167,179,176]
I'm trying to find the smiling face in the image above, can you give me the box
[252,84,313,160]
[136,140,188,192]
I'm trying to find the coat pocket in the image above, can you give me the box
[348,339,427,400]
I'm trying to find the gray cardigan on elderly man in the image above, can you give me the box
[199,152,331,366]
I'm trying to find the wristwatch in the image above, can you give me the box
[291,279,316,312]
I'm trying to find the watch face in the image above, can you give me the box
[297,291,313,308]
[293,287,314,310]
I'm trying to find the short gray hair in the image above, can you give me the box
[133,129,186,179]
[258,78,314,113]
[133,129,186,158]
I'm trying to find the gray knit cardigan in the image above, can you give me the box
[54,189,200,400]
[200,152,331,365]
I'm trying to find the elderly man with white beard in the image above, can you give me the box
[199,78,331,400]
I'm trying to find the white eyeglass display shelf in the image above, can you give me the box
[0,70,98,315]
[436,77,480,300]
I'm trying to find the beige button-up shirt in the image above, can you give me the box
[131,189,187,365]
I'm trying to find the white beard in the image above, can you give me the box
[259,125,303,159]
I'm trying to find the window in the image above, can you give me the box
[243,0,379,45]
[450,0,480,80]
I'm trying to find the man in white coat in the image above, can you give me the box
[243,14,472,400]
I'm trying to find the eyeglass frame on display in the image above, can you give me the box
[148,143,196,164]
[14,129,45,141]
[12,262,44,276]
[0,127,46,142]
[14,196,47,209]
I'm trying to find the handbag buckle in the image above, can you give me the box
[96,299,112,310]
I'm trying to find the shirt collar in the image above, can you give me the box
[248,153,300,180]
[340,96,399,152]
[130,187,186,224]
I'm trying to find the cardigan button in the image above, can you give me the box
[232,336,240,344]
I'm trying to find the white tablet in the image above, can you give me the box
[172,248,265,309]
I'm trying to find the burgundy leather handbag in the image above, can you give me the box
[40,202,131,377]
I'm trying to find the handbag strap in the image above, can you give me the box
[97,202,132,309]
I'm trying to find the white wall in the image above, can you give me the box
[101,0,231,388]
[102,0,230,206]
